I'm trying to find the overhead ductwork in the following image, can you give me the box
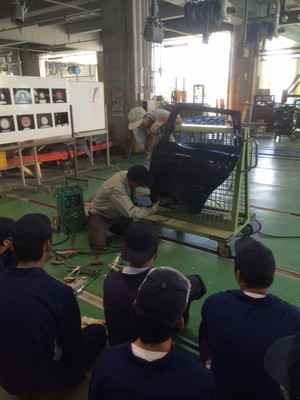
[10,0,26,24]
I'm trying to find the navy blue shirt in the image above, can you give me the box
[0,267,84,394]
[199,289,300,400]
[89,342,219,400]
[0,249,18,273]
[104,268,206,346]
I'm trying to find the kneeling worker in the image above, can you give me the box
[86,165,160,250]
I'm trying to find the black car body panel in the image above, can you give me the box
[150,141,241,214]
[149,104,243,214]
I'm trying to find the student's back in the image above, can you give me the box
[199,237,300,400]
[201,289,300,400]
[103,220,206,346]
[0,213,107,397]
[90,267,218,400]
[89,342,218,400]
[104,268,149,346]
[0,267,84,393]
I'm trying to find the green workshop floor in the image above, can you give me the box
[1,133,300,353]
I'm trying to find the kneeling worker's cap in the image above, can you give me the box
[128,107,146,130]
[234,237,276,277]
[122,220,159,265]
[264,333,300,399]
[13,213,56,241]
[134,267,191,328]
[127,165,154,187]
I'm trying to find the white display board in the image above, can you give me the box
[68,81,106,135]
[0,76,72,144]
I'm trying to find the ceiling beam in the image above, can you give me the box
[66,18,102,34]
[159,2,184,20]
[40,0,101,15]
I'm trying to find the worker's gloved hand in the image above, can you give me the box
[151,201,160,213]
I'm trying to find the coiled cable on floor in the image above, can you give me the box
[259,232,300,239]
[53,233,70,247]
[241,219,300,239]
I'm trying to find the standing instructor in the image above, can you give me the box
[128,107,182,159]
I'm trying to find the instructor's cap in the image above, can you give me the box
[264,333,300,399]
[13,213,55,241]
[234,237,276,276]
[0,217,15,241]
[134,267,191,327]
[127,165,154,187]
[128,107,146,130]
[122,220,159,264]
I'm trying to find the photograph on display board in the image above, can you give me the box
[54,112,69,126]
[52,88,67,103]
[34,88,51,104]
[17,114,35,130]
[13,88,33,104]
[0,116,15,132]
[37,113,53,128]
[0,88,12,105]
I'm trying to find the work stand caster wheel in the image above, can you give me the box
[289,133,297,142]
[241,223,253,236]
[217,243,232,258]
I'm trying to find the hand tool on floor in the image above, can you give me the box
[108,253,124,271]
[67,263,101,278]
[74,274,99,295]
[50,249,104,265]
[64,260,103,283]
[101,253,124,279]
[64,265,82,283]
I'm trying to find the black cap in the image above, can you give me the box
[121,220,158,264]
[234,237,276,277]
[127,165,154,187]
[134,267,191,327]
[13,213,55,241]
[264,333,300,399]
[0,217,15,242]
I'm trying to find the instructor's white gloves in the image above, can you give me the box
[151,201,160,213]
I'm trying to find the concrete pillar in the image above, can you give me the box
[228,25,258,114]
[101,0,150,152]
[10,50,22,76]
[19,48,40,76]
[96,51,104,82]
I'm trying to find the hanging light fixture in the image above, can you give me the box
[10,0,27,24]
[143,0,164,44]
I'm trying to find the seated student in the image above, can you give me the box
[103,219,206,346]
[199,237,300,400]
[89,267,218,400]
[264,332,300,400]
[0,213,107,398]
[0,217,18,272]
